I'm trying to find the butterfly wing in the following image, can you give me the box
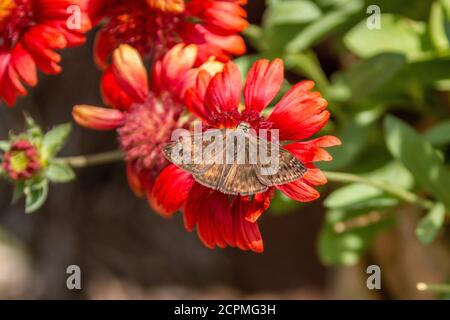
[217,163,269,196]
[194,129,268,195]
[256,138,307,187]
[163,130,225,175]
[164,128,307,195]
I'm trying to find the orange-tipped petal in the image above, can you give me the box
[72,105,125,130]
[146,0,185,13]
[112,44,149,102]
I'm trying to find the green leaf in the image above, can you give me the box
[416,202,446,244]
[12,182,25,204]
[318,118,370,170]
[344,14,427,60]
[0,140,10,152]
[430,1,450,52]
[45,162,75,183]
[264,0,321,26]
[242,24,265,51]
[424,120,450,146]
[325,162,414,210]
[284,51,330,91]
[285,0,364,52]
[442,0,450,20]
[318,209,394,266]
[338,53,406,103]
[41,123,72,161]
[23,113,43,140]
[264,24,307,54]
[384,115,450,210]
[24,179,49,214]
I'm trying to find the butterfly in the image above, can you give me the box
[163,122,307,196]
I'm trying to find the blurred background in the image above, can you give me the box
[1,0,450,299]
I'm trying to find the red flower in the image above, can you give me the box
[91,0,248,69]
[72,43,223,206]
[151,59,341,252]
[0,0,92,106]
[2,139,41,180]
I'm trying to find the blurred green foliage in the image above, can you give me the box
[240,0,450,267]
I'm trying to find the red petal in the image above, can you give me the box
[185,70,213,120]
[231,197,264,253]
[152,164,195,216]
[112,45,149,103]
[244,59,283,113]
[244,189,274,223]
[152,44,197,97]
[101,67,134,110]
[184,183,211,232]
[126,163,145,197]
[93,29,116,70]
[276,179,320,202]
[302,166,327,186]
[0,51,20,106]
[11,44,37,87]
[204,61,242,115]
[268,81,330,141]
[284,136,341,163]
[212,193,235,247]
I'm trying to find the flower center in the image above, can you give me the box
[0,0,34,49]
[118,94,186,176]
[103,0,186,59]
[2,140,41,180]
[207,109,273,132]
[10,150,29,172]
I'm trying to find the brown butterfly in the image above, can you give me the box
[163,122,306,196]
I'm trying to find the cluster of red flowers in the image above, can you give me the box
[1,0,340,252]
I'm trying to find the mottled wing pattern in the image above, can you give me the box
[164,128,307,195]
[217,163,268,195]
[163,131,225,174]
[256,140,307,186]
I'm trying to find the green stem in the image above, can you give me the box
[323,171,435,210]
[417,282,450,293]
[55,150,123,168]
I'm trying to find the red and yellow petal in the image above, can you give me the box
[276,179,320,202]
[111,44,149,103]
[93,29,117,70]
[101,67,134,110]
[204,61,242,116]
[244,58,284,113]
[72,105,126,130]
[152,44,197,97]
[284,136,341,163]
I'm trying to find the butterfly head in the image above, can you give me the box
[237,122,252,133]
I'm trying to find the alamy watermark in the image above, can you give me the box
[366,265,381,290]
[66,264,81,290]
[367,5,381,30]
[66,5,82,30]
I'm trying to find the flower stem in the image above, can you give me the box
[417,282,450,293]
[55,150,124,168]
[323,171,434,210]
